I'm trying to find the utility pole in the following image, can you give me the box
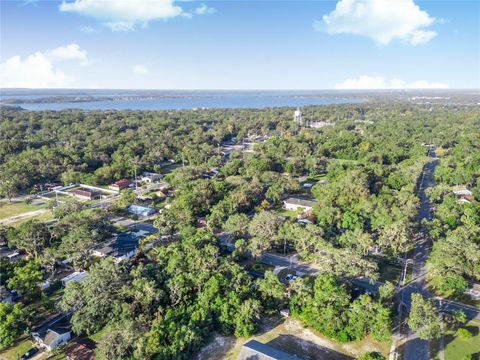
[134,165,138,191]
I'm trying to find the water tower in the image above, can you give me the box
[294,108,303,125]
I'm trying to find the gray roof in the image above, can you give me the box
[284,198,316,208]
[238,340,301,360]
[94,232,139,258]
[32,314,71,346]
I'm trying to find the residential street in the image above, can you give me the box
[398,149,438,360]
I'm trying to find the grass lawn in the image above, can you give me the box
[89,327,108,342]
[444,320,480,360]
[274,207,299,220]
[0,201,44,220]
[245,261,274,274]
[0,338,35,360]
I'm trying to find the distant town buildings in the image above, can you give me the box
[140,172,162,183]
[128,205,157,218]
[109,179,131,192]
[71,188,101,201]
[293,107,335,128]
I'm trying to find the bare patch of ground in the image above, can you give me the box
[195,316,390,360]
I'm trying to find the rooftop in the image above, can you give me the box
[94,232,139,258]
[32,314,71,346]
[238,340,301,360]
[284,198,316,208]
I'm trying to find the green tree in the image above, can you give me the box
[223,213,250,239]
[233,298,262,337]
[8,220,51,259]
[0,302,26,349]
[6,261,42,296]
[357,352,386,360]
[407,293,441,340]
[60,258,128,335]
[96,319,141,360]
[256,271,286,310]
[116,189,137,209]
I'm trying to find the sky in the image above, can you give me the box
[0,0,479,89]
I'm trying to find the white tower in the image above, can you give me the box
[294,108,302,125]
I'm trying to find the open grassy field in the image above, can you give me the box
[0,201,44,220]
[0,338,35,360]
[444,320,480,360]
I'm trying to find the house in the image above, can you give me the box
[32,314,72,352]
[284,198,316,213]
[61,271,88,286]
[464,283,480,300]
[109,179,131,191]
[92,232,140,262]
[0,286,13,304]
[238,340,301,360]
[71,188,101,201]
[140,172,162,183]
[453,188,474,203]
[128,205,157,218]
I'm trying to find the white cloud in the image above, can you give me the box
[80,25,98,33]
[334,75,449,89]
[46,43,87,62]
[194,3,215,15]
[0,44,88,88]
[60,0,188,31]
[318,0,437,45]
[132,64,149,75]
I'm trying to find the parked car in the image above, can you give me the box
[21,347,38,360]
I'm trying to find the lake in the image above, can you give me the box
[0,90,363,110]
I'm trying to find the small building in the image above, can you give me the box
[238,340,301,360]
[453,188,474,204]
[109,179,131,191]
[140,172,162,183]
[61,271,88,286]
[7,252,21,261]
[284,198,316,213]
[92,232,140,262]
[0,286,13,304]
[465,283,480,300]
[71,188,101,201]
[128,205,157,218]
[32,314,72,352]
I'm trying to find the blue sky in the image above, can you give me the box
[1,0,479,89]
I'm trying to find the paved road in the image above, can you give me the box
[399,150,438,360]
[260,252,320,275]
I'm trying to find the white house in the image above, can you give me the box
[32,314,71,352]
[140,172,162,183]
[283,198,316,212]
[453,189,472,196]
[61,271,88,286]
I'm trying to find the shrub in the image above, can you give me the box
[456,328,473,340]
